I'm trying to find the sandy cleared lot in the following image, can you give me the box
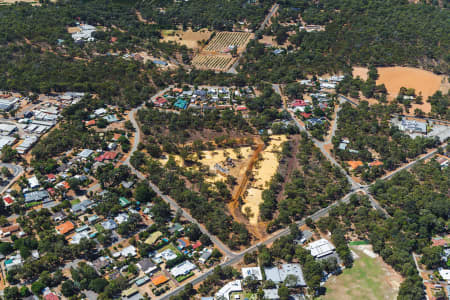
[161,29,212,49]
[352,67,369,81]
[353,66,447,114]
[199,147,253,180]
[377,67,443,101]
[242,135,287,225]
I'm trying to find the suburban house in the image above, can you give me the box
[199,249,212,264]
[55,221,75,235]
[136,258,158,275]
[170,260,197,278]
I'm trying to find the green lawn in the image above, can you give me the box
[348,240,369,246]
[95,223,103,232]
[176,271,194,282]
[319,247,400,300]
[70,198,80,205]
[158,243,181,256]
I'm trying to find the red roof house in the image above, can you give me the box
[236,105,248,111]
[85,120,96,126]
[431,238,448,247]
[44,292,60,300]
[47,174,56,182]
[192,240,202,250]
[300,112,312,119]
[291,99,307,107]
[3,196,14,206]
[154,97,168,107]
[56,181,70,190]
[47,187,55,196]
[95,151,118,162]
[177,237,191,249]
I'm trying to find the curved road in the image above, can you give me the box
[0,163,23,194]
[123,91,237,258]
[123,84,443,299]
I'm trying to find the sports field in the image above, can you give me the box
[320,245,402,300]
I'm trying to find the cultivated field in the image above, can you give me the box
[192,54,234,71]
[204,32,252,53]
[320,245,402,300]
[242,135,287,225]
[161,29,213,50]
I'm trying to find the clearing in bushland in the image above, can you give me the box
[320,245,402,300]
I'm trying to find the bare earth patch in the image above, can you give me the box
[242,135,287,225]
[353,66,448,114]
[352,67,369,81]
[161,29,213,50]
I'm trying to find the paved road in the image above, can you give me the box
[259,3,279,32]
[274,84,360,190]
[0,163,23,194]
[123,91,237,258]
[227,3,279,74]
[379,146,444,182]
[137,85,444,299]
[273,84,391,217]
[159,191,356,299]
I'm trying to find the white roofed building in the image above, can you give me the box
[170,260,197,278]
[215,280,242,300]
[306,238,335,259]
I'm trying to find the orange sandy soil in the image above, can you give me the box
[323,103,339,143]
[323,143,334,157]
[161,29,212,50]
[259,35,292,48]
[353,66,448,114]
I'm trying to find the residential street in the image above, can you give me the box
[120,81,445,300]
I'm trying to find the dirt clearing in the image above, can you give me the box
[161,29,212,50]
[242,135,287,225]
[198,147,253,182]
[352,67,369,81]
[377,67,443,101]
[353,66,448,114]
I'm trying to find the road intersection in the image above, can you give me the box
[117,84,445,299]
